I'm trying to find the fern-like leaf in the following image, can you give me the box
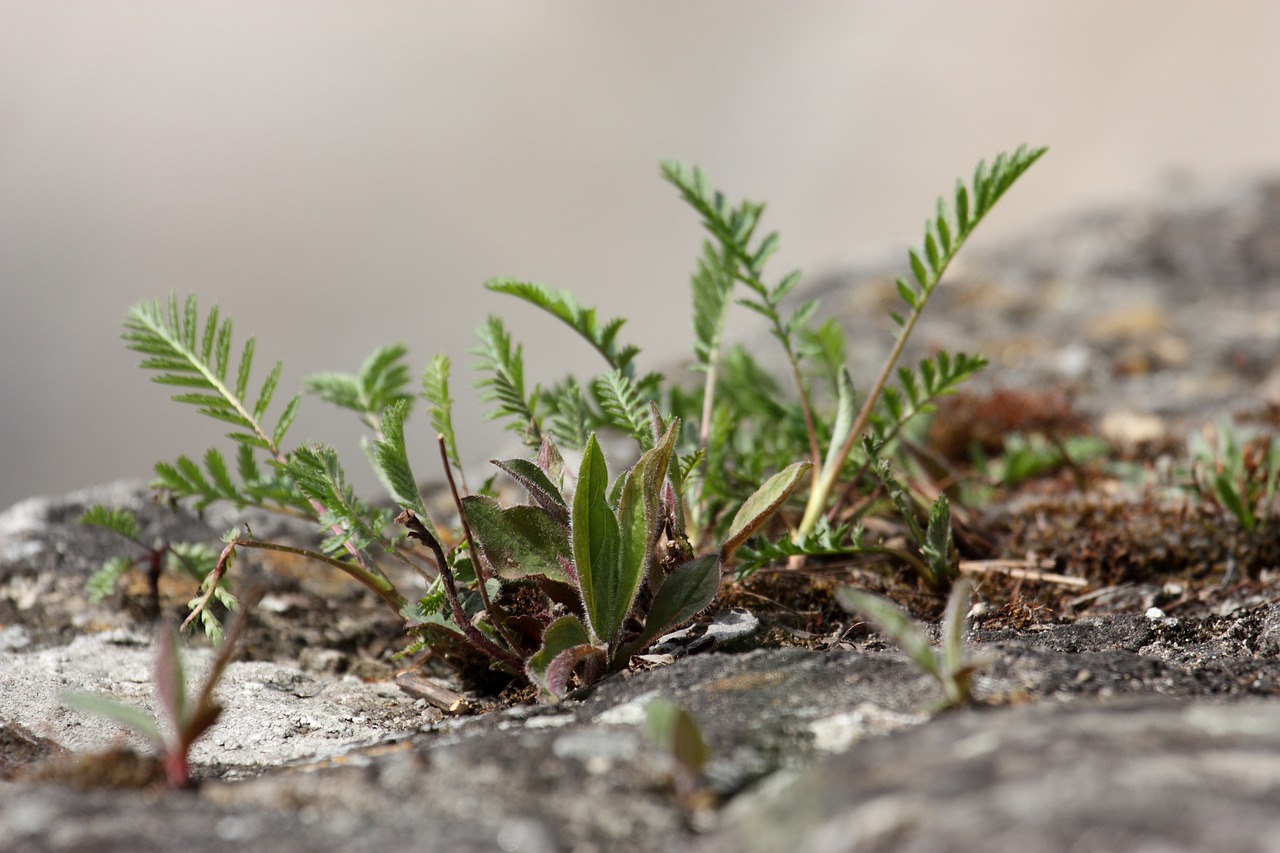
[79,505,141,540]
[85,557,134,603]
[472,315,540,447]
[486,279,641,376]
[371,399,428,518]
[421,354,462,476]
[872,351,988,447]
[893,145,1047,321]
[282,444,389,556]
[733,520,862,580]
[305,343,413,431]
[690,241,735,371]
[123,294,295,453]
[546,378,594,452]
[592,370,652,449]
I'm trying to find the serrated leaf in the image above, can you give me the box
[719,461,811,562]
[461,496,571,583]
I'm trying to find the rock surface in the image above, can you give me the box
[5,176,1280,851]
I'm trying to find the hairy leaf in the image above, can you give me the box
[572,434,622,645]
[720,461,811,562]
[526,615,595,702]
[491,457,569,525]
[613,422,679,652]
[623,554,720,658]
[461,496,571,584]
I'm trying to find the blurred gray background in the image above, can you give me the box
[4,1,1280,510]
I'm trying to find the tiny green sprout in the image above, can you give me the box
[646,698,711,808]
[836,577,982,711]
[61,608,248,788]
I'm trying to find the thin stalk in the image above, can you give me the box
[396,510,524,673]
[436,434,521,652]
[798,304,925,537]
[182,537,408,632]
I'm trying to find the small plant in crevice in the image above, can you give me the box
[78,505,232,640]
[646,698,713,811]
[836,578,983,711]
[94,146,1042,697]
[60,601,252,788]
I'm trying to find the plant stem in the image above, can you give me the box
[436,434,521,652]
[396,510,524,673]
[798,304,924,538]
[181,537,408,633]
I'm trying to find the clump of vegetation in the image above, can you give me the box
[85,147,1044,697]
[1187,418,1280,534]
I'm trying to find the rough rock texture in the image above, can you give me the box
[4,176,1280,852]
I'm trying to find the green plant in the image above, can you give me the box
[646,698,712,808]
[489,147,1044,574]
[61,608,249,788]
[104,147,1041,695]
[78,505,232,641]
[1188,418,1280,533]
[401,421,808,701]
[836,577,981,711]
[113,293,804,698]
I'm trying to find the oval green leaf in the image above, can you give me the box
[719,461,812,562]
